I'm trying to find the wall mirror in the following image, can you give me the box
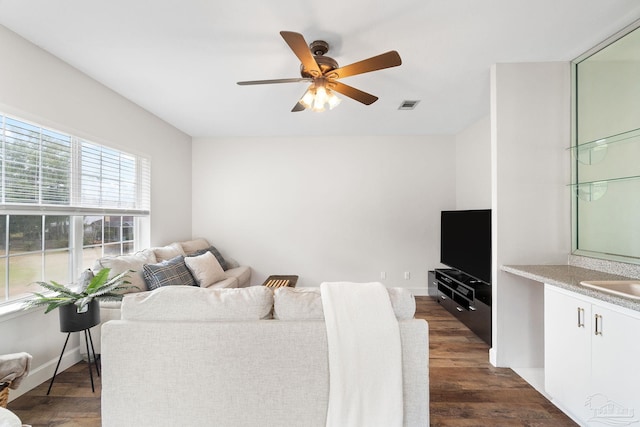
[572,20,640,263]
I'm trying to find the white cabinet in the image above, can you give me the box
[590,303,640,421]
[544,286,591,419]
[544,285,640,425]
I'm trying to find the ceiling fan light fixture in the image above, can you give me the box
[299,81,341,112]
[314,86,329,109]
[300,87,316,109]
[327,91,341,110]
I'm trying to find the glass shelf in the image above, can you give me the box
[569,127,640,166]
[570,174,640,186]
[569,175,640,201]
[569,127,640,151]
[573,181,608,201]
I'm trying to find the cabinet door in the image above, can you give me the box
[589,304,640,424]
[428,270,438,298]
[544,286,592,420]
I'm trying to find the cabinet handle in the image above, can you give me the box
[594,314,603,336]
[440,295,447,300]
[469,306,476,311]
[577,307,585,327]
[456,306,463,312]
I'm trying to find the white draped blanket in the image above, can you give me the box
[320,282,403,427]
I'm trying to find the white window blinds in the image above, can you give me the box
[2,117,71,205]
[1,114,150,214]
[79,142,150,211]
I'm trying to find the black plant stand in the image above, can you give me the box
[47,301,101,395]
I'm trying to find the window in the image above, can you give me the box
[0,114,150,306]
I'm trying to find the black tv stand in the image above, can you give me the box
[432,268,491,345]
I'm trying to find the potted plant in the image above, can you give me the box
[25,268,135,332]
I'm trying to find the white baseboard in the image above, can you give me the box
[8,346,82,402]
[408,287,430,296]
[512,367,547,398]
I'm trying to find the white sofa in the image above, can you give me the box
[86,238,250,354]
[101,285,430,427]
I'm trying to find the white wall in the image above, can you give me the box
[490,62,571,368]
[192,135,456,294]
[455,115,491,209]
[0,25,193,247]
[0,24,193,399]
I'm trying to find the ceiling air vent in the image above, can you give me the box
[398,100,420,110]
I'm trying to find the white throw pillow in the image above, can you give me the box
[94,249,157,293]
[184,251,226,287]
[152,242,185,262]
[180,237,210,255]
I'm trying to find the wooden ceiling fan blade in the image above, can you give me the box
[280,31,322,77]
[330,81,378,105]
[329,51,402,79]
[237,78,311,85]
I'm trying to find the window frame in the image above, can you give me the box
[0,113,151,309]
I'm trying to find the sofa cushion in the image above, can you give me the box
[273,286,416,320]
[180,238,210,255]
[99,300,122,309]
[224,265,251,287]
[121,285,274,321]
[184,251,226,287]
[142,255,197,290]
[151,242,185,262]
[386,287,417,319]
[95,249,157,293]
[205,277,238,288]
[273,287,324,320]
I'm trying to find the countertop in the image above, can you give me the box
[501,264,640,312]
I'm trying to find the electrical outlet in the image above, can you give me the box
[404,271,410,280]
[380,271,387,280]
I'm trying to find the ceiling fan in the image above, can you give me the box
[237,31,402,112]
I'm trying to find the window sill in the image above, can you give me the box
[0,299,42,322]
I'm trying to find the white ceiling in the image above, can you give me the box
[1,0,640,138]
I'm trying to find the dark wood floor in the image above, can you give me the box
[7,296,576,426]
[8,361,101,427]
[417,297,576,426]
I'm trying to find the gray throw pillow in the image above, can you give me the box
[142,255,197,290]
[190,246,229,271]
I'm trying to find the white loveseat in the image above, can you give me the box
[87,238,250,353]
[101,285,430,427]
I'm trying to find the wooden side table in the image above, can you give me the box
[262,275,298,289]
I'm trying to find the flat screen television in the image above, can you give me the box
[440,209,491,284]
